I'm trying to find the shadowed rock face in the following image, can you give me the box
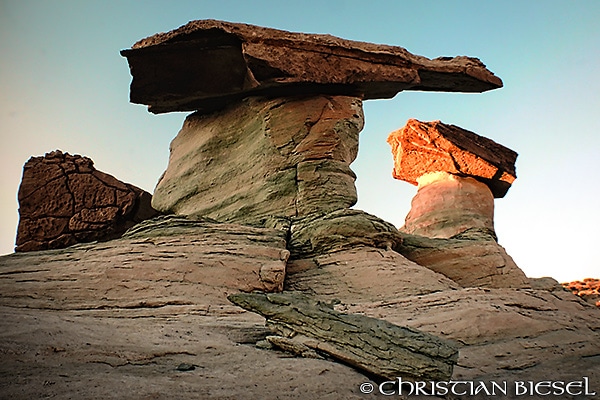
[387,119,517,198]
[16,150,159,252]
[121,19,503,114]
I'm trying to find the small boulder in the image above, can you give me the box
[16,150,159,252]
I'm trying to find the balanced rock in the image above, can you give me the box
[121,20,503,114]
[387,123,529,288]
[152,95,362,226]
[16,150,158,252]
[387,119,517,198]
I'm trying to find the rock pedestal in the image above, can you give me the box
[152,95,363,226]
[403,171,495,239]
[388,120,529,288]
[16,150,158,252]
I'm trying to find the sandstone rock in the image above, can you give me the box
[152,96,363,225]
[5,216,289,312]
[1,219,599,399]
[121,20,503,114]
[401,171,496,239]
[228,292,459,381]
[288,209,403,259]
[387,119,517,198]
[397,231,531,288]
[563,278,600,307]
[16,150,159,252]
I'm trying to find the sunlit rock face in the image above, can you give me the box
[387,119,517,198]
[15,150,158,252]
[388,121,529,289]
[120,20,503,114]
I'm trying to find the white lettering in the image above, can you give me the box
[584,377,597,395]
[473,381,491,395]
[566,380,583,396]
[515,381,528,395]
[378,381,395,396]
[490,381,508,395]
[449,381,468,396]
[434,381,449,396]
[551,381,565,395]
[414,381,428,395]
[397,377,414,396]
[535,381,551,396]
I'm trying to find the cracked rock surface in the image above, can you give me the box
[16,150,159,252]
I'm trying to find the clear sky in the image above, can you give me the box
[1,0,598,282]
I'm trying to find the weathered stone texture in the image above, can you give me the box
[397,232,531,289]
[2,217,599,399]
[402,171,495,239]
[387,119,517,198]
[228,292,459,381]
[152,96,362,225]
[121,20,503,114]
[16,150,158,252]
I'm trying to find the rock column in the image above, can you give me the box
[388,119,530,288]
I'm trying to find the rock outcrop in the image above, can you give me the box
[387,119,517,198]
[228,292,459,381]
[16,150,159,252]
[6,20,597,399]
[397,232,530,288]
[121,20,503,114]
[1,218,598,399]
[152,95,362,226]
[564,278,600,307]
[387,120,529,288]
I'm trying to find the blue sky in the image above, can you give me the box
[1,0,598,281]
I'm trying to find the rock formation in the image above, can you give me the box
[152,95,363,226]
[5,20,598,399]
[16,150,158,252]
[228,292,459,381]
[121,20,502,114]
[1,217,598,399]
[387,119,517,198]
[564,278,600,307]
[387,120,528,288]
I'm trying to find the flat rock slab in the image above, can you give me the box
[387,119,517,197]
[228,291,459,381]
[121,19,503,114]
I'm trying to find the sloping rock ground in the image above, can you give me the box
[1,216,599,399]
